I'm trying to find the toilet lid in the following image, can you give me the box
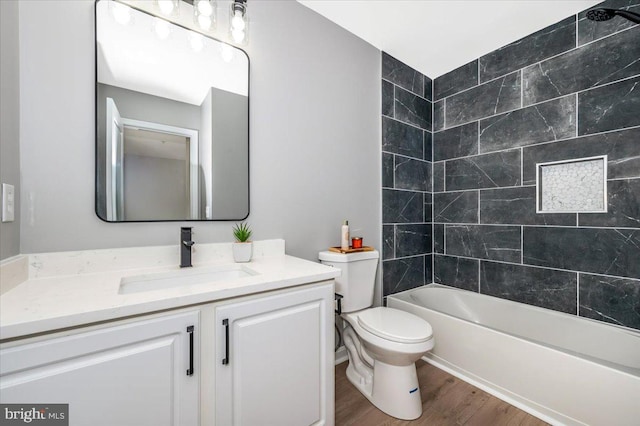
[357,307,433,344]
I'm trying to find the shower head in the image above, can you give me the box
[585,8,640,24]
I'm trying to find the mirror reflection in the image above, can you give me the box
[95,0,249,222]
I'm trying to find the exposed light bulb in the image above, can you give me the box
[190,34,204,52]
[111,2,131,25]
[196,1,213,17]
[221,44,234,62]
[197,14,212,30]
[154,18,171,40]
[231,11,246,31]
[231,28,245,44]
[157,0,176,16]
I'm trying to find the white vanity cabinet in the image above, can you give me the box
[0,310,200,426]
[213,282,334,426]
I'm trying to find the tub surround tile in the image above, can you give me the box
[480,262,577,314]
[522,127,640,184]
[382,52,423,96]
[424,76,433,102]
[394,86,432,130]
[396,224,432,258]
[433,100,445,132]
[446,225,521,262]
[424,194,433,223]
[382,79,394,117]
[424,131,433,162]
[383,225,394,260]
[434,60,478,101]
[578,0,640,45]
[578,76,640,136]
[433,122,478,161]
[382,153,394,188]
[445,150,521,191]
[383,189,424,224]
[524,26,640,105]
[480,16,576,83]
[383,256,425,296]
[480,186,576,226]
[434,191,479,224]
[433,162,445,192]
[424,255,433,287]
[578,179,640,228]
[523,227,640,279]
[479,96,576,153]
[395,157,432,192]
[434,224,445,254]
[445,72,521,128]
[382,117,423,158]
[434,255,479,292]
[579,274,640,330]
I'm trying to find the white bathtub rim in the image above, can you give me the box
[389,284,640,377]
[421,353,582,426]
[395,283,640,336]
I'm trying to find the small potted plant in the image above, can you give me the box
[232,222,253,262]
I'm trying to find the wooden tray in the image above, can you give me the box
[328,246,375,254]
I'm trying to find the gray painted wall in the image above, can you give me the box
[17,0,381,291]
[0,0,21,261]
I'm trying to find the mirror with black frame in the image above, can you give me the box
[95,0,249,222]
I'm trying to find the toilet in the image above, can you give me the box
[319,250,434,420]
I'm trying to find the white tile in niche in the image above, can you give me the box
[536,156,607,213]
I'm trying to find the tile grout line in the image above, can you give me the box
[424,123,640,163]
[436,74,639,132]
[430,252,640,282]
[576,273,580,316]
[426,221,640,231]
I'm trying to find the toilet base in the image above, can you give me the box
[345,358,423,420]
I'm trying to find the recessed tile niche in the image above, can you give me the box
[536,156,607,213]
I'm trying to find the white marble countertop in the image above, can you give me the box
[0,240,340,340]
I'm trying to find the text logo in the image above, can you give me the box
[1,404,68,425]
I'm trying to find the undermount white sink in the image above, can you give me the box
[118,264,259,294]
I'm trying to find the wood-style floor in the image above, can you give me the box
[335,360,548,426]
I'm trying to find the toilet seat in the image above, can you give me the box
[357,307,432,344]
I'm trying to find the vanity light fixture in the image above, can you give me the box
[156,0,180,17]
[193,0,216,31]
[229,0,248,45]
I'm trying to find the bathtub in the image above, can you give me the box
[387,284,640,426]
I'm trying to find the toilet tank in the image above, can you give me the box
[318,250,379,313]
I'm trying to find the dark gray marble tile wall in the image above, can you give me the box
[382,53,433,297]
[431,0,640,330]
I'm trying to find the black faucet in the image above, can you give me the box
[180,227,195,268]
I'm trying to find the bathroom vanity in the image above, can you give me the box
[0,240,338,426]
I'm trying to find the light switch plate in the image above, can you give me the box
[2,183,15,222]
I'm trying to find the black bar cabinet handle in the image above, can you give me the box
[186,325,194,376]
[222,319,230,365]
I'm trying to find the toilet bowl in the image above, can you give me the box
[342,307,433,420]
[318,250,434,420]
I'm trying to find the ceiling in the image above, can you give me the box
[297,0,602,79]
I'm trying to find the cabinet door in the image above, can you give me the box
[0,311,199,426]
[215,283,334,426]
